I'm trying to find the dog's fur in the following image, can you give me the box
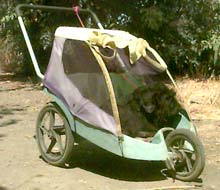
[119,82,182,137]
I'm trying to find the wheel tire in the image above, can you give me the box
[165,129,205,181]
[36,103,75,167]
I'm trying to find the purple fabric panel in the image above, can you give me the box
[44,37,116,135]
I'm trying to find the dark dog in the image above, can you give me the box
[119,82,182,137]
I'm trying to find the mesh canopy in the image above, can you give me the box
[44,37,116,134]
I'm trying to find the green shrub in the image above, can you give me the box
[1,0,220,77]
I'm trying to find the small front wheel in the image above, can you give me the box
[36,103,75,167]
[165,129,205,181]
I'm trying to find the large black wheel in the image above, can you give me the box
[165,129,205,181]
[36,103,75,167]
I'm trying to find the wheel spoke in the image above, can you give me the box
[53,125,65,135]
[49,111,55,129]
[169,147,179,156]
[183,148,194,155]
[53,131,64,154]
[39,125,50,135]
[178,139,185,149]
[41,112,50,126]
[186,158,193,172]
[183,151,193,172]
[46,138,56,153]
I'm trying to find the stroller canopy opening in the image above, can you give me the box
[44,27,180,136]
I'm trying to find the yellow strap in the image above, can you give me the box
[87,43,122,136]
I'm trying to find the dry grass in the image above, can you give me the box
[177,78,220,120]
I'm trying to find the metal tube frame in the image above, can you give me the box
[16,4,104,79]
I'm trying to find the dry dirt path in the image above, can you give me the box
[0,74,220,190]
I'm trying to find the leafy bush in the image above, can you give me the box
[0,0,79,76]
[0,0,220,77]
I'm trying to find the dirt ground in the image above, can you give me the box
[0,73,220,190]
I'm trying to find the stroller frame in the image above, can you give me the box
[16,4,205,182]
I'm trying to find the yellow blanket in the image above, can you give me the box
[88,31,167,72]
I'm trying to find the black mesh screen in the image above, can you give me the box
[62,39,101,74]
[62,39,113,115]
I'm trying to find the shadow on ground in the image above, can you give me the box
[0,105,25,127]
[67,139,167,182]
[0,73,41,92]
[0,73,39,83]
[0,186,8,190]
[0,106,26,116]
[0,105,27,127]
[0,119,20,128]
[0,133,6,141]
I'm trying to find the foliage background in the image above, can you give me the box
[0,0,220,77]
